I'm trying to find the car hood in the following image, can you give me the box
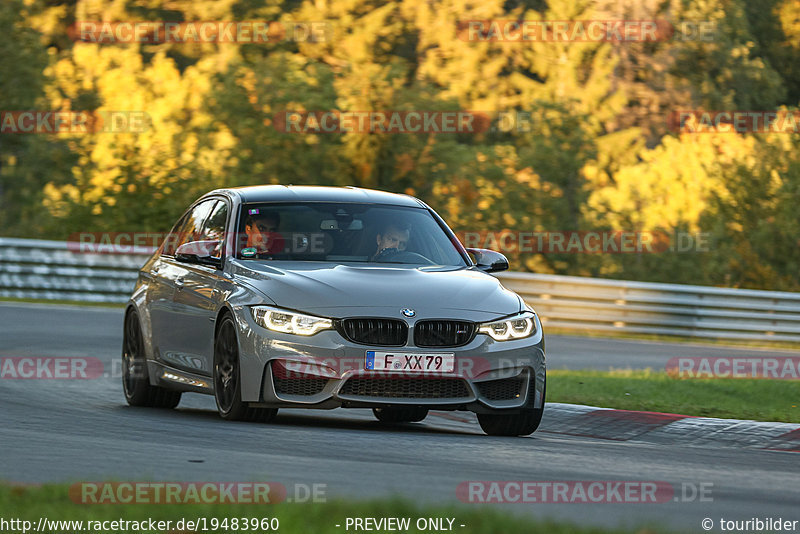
[229,260,522,321]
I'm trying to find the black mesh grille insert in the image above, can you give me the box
[271,361,329,396]
[414,320,476,347]
[339,377,471,399]
[274,377,329,396]
[476,376,526,401]
[339,318,408,346]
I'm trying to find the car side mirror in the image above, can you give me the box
[175,240,222,268]
[466,247,509,273]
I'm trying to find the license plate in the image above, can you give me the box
[365,351,455,373]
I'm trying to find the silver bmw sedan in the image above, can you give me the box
[123,185,546,436]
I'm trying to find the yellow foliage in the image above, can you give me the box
[586,134,756,231]
[43,45,235,217]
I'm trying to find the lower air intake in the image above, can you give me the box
[339,377,470,399]
[476,376,526,401]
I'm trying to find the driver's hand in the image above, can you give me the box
[374,247,400,260]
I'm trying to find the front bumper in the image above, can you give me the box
[234,306,546,414]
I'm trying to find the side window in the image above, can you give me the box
[161,214,188,256]
[201,200,229,258]
[167,200,217,256]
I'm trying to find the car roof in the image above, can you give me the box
[210,185,425,208]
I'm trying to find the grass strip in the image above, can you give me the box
[0,483,673,534]
[548,369,800,423]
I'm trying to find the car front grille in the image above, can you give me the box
[414,320,476,347]
[338,318,408,346]
[476,376,526,401]
[339,377,471,399]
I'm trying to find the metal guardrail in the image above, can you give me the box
[0,238,149,303]
[499,272,800,343]
[2,237,799,342]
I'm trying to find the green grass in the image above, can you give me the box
[0,484,671,534]
[548,369,800,422]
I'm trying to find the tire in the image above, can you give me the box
[213,314,277,423]
[122,309,181,409]
[477,378,545,437]
[373,407,429,423]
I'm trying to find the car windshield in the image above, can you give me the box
[235,202,467,266]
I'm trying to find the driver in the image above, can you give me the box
[242,210,285,256]
[370,222,410,261]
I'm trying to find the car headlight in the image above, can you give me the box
[251,306,333,336]
[478,311,537,341]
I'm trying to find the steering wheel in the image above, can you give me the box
[374,248,434,265]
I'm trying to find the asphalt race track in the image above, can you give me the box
[1,302,798,532]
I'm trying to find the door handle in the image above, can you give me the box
[175,277,185,290]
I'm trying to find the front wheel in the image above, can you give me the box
[214,315,277,423]
[477,379,545,436]
[122,310,181,409]
[373,407,429,423]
